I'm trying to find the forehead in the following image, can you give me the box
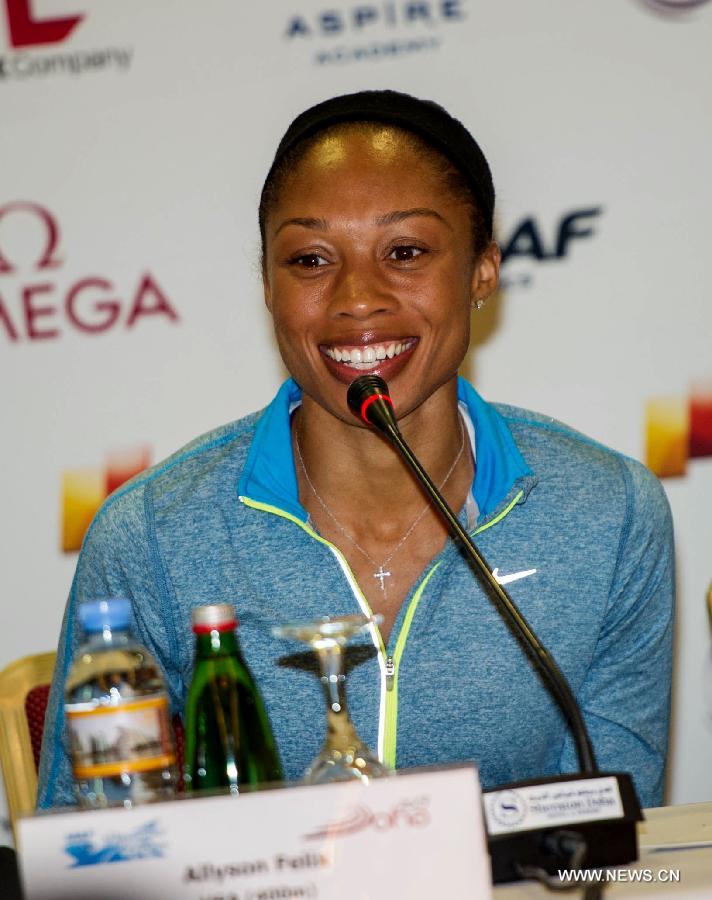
[272,126,452,215]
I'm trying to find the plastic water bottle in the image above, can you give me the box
[64,598,177,808]
[184,603,283,793]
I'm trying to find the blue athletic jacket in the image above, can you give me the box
[38,378,674,810]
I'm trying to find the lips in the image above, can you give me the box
[319,337,418,384]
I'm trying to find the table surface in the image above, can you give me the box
[495,801,712,897]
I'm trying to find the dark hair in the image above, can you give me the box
[259,90,495,263]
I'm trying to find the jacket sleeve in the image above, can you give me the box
[37,481,185,809]
[557,457,675,809]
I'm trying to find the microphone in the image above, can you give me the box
[347,374,399,435]
[347,375,642,886]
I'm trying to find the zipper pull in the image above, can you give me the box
[385,655,395,691]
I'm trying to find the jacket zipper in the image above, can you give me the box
[238,496,389,758]
[385,656,395,690]
[239,488,524,770]
[380,489,526,768]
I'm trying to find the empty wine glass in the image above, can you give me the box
[273,614,388,784]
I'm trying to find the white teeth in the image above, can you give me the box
[325,340,414,366]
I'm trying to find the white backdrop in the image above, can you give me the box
[1,0,711,842]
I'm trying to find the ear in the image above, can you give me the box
[470,241,501,306]
[262,263,273,314]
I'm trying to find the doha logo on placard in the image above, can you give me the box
[0,0,132,78]
[0,201,179,343]
[284,0,467,66]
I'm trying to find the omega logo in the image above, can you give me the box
[0,201,179,343]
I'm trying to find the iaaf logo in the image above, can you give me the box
[499,206,603,290]
[285,1,466,66]
[1,0,132,79]
[303,797,430,840]
[0,201,179,342]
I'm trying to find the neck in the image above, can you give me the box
[294,378,472,532]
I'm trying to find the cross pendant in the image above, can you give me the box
[374,566,391,591]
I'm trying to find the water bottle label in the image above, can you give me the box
[65,694,176,779]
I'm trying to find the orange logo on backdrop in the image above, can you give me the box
[62,447,151,553]
[645,381,712,478]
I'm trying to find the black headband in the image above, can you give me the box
[262,89,495,237]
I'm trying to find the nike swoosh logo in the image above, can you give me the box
[492,567,537,586]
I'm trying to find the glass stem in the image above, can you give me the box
[315,643,359,751]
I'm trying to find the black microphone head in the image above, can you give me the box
[347,375,399,435]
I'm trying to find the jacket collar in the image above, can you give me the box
[237,378,532,522]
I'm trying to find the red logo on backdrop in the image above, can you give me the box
[0,201,179,342]
[3,0,84,49]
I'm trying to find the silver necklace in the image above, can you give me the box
[294,416,466,596]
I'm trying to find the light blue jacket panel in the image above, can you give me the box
[38,378,674,810]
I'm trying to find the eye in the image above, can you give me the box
[387,245,426,262]
[289,252,330,269]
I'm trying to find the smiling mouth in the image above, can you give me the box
[321,339,417,371]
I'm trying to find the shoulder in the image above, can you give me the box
[493,402,672,531]
[80,409,264,554]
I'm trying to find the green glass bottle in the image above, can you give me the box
[183,604,283,794]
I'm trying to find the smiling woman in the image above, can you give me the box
[38,90,674,813]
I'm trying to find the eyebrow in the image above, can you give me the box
[274,208,451,236]
[274,216,329,236]
[375,208,452,230]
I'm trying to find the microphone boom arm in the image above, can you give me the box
[347,375,597,774]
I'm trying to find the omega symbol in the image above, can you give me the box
[0,201,63,274]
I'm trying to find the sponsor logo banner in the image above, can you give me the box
[62,446,151,552]
[0,0,132,79]
[284,0,467,66]
[645,381,712,477]
[0,202,179,343]
[499,206,603,290]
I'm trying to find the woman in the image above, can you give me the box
[38,90,674,810]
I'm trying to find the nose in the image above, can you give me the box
[328,260,397,321]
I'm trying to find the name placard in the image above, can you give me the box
[19,765,491,899]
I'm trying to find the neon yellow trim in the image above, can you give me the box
[472,490,524,536]
[240,488,525,772]
[383,562,441,769]
[382,487,525,769]
[238,497,385,658]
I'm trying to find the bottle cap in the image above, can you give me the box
[191,603,238,633]
[78,598,132,633]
